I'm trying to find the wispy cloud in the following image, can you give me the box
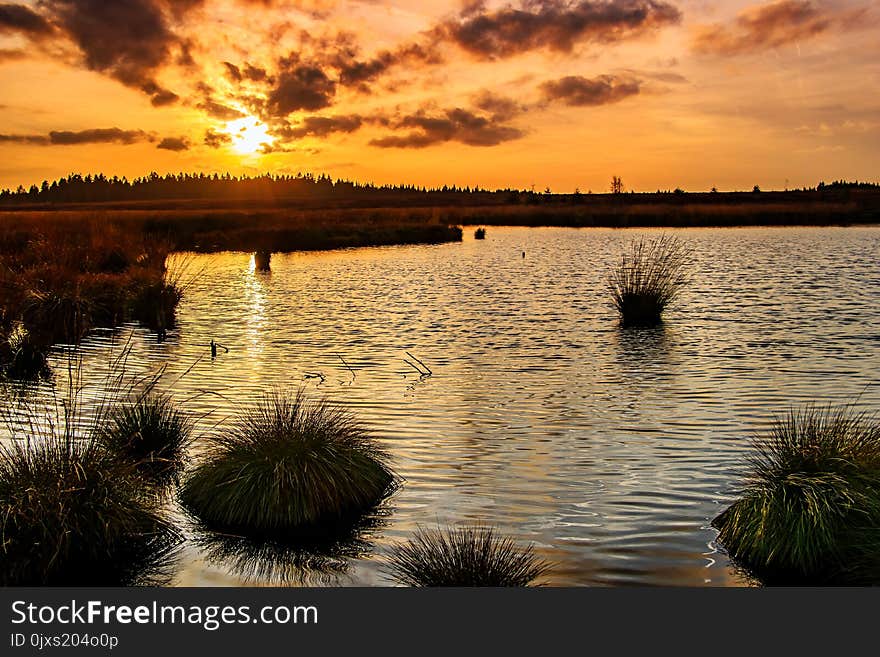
[540,74,641,106]
[1,127,156,145]
[692,0,875,55]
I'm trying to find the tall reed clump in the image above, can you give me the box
[608,234,691,326]
[712,404,880,585]
[96,393,193,485]
[474,227,486,240]
[0,436,181,586]
[180,390,398,540]
[384,526,551,587]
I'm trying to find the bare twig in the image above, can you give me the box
[405,351,432,375]
[336,353,356,380]
[404,360,425,375]
[303,371,326,384]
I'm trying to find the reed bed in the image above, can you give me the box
[180,389,398,540]
[0,217,183,378]
[383,526,551,587]
[712,404,880,584]
[608,234,691,325]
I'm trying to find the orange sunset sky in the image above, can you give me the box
[0,0,877,192]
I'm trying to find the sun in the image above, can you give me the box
[225,116,273,155]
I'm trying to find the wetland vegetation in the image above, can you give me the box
[0,175,878,587]
[712,405,880,585]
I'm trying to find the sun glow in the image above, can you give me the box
[225,116,273,155]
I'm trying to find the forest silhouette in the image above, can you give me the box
[1,171,877,207]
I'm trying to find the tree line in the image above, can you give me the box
[0,171,875,206]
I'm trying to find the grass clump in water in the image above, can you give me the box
[180,389,398,540]
[474,227,486,240]
[96,393,193,485]
[608,234,691,326]
[712,404,880,585]
[383,526,551,587]
[0,324,51,380]
[0,436,181,586]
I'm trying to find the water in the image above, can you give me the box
[12,226,880,586]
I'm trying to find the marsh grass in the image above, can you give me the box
[1,324,52,380]
[0,338,189,585]
[96,393,193,485]
[0,435,181,586]
[712,404,880,584]
[0,219,196,377]
[180,389,399,541]
[383,526,551,587]
[474,227,486,239]
[608,234,691,325]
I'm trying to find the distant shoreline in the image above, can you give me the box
[1,192,877,236]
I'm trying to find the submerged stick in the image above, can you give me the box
[405,351,432,375]
[303,371,326,384]
[336,353,356,380]
[404,360,424,375]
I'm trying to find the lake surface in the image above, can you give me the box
[18,226,880,586]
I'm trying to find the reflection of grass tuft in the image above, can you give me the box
[192,508,389,586]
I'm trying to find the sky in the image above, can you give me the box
[0,0,877,192]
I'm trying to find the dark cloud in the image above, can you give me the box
[0,47,27,62]
[336,42,441,89]
[36,0,185,105]
[691,0,871,55]
[280,114,363,139]
[221,61,269,85]
[0,127,151,145]
[243,63,268,82]
[157,136,189,151]
[437,0,682,59]
[204,129,232,148]
[223,61,243,82]
[267,63,336,115]
[540,74,641,106]
[370,107,525,149]
[198,99,246,120]
[143,83,179,106]
[471,90,526,121]
[48,127,151,145]
[0,133,50,144]
[0,3,53,36]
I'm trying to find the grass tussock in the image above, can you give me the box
[608,234,691,325]
[712,404,880,585]
[383,526,551,587]
[474,227,486,239]
[180,389,398,540]
[0,324,52,380]
[0,436,181,586]
[96,393,193,485]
